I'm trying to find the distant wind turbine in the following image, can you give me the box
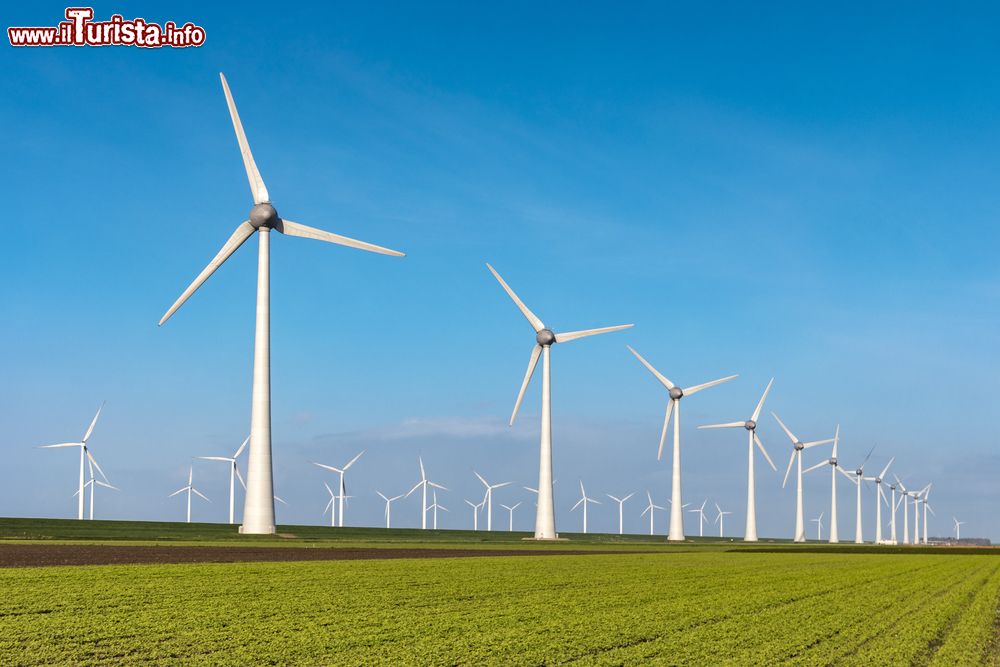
[699,379,777,542]
[640,491,665,536]
[803,425,846,543]
[627,346,736,541]
[322,482,337,527]
[465,499,484,531]
[429,490,448,530]
[572,481,601,534]
[863,457,894,544]
[377,491,404,529]
[474,471,511,531]
[773,412,835,542]
[196,435,249,525]
[811,512,825,541]
[487,263,632,539]
[953,517,965,541]
[895,475,911,545]
[36,402,106,520]
[312,451,364,528]
[714,503,732,538]
[921,485,934,545]
[73,450,118,520]
[169,465,210,523]
[500,502,522,532]
[688,499,709,537]
[606,493,635,535]
[845,446,875,543]
[406,457,447,529]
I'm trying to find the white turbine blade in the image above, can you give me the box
[419,457,426,481]
[802,438,835,449]
[274,496,287,505]
[474,471,489,488]
[95,480,119,491]
[312,462,343,474]
[657,399,674,461]
[391,495,404,502]
[37,442,81,449]
[523,486,538,494]
[641,506,651,517]
[879,485,889,507]
[751,378,775,422]
[233,435,250,459]
[82,402,105,443]
[377,491,389,502]
[698,421,744,430]
[623,493,635,502]
[683,374,738,396]
[323,481,335,497]
[485,263,544,332]
[879,457,895,480]
[803,460,828,474]
[554,324,633,344]
[192,488,210,502]
[832,424,840,458]
[275,219,404,257]
[168,486,188,498]
[754,434,777,472]
[405,481,422,497]
[646,490,654,505]
[927,505,936,516]
[234,466,246,490]
[607,494,621,503]
[197,456,232,462]
[342,450,365,471]
[324,497,335,514]
[625,346,674,390]
[219,72,269,204]
[781,450,796,488]
[159,221,256,326]
[492,482,513,489]
[771,412,799,445]
[428,482,448,491]
[510,344,542,426]
[86,451,110,484]
[860,445,876,472]
[572,498,584,511]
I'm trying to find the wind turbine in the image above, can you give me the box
[322,482,337,527]
[36,402,106,520]
[377,491,404,529]
[714,503,732,538]
[606,493,635,535]
[312,451,364,528]
[157,73,404,536]
[627,346,736,541]
[688,499,709,537]
[844,446,875,543]
[169,465,210,523]
[487,263,632,540]
[406,457,447,529]
[811,512,825,541]
[895,475,911,545]
[911,487,922,544]
[803,425,847,543]
[196,435,249,525]
[465,499,484,531]
[73,451,118,520]
[863,457,894,544]
[953,517,965,541]
[640,491,665,536]
[500,502,522,532]
[429,490,448,530]
[773,413,835,542]
[888,477,900,544]
[572,481,601,534]
[699,379,777,542]
[474,471,511,531]
[921,484,934,545]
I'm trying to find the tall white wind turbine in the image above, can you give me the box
[699,379,777,542]
[811,512,825,541]
[406,457,447,529]
[714,503,732,538]
[465,499,484,531]
[196,435,249,525]
[474,471,511,531]
[688,499,709,537]
[430,490,448,530]
[895,475,911,544]
[158,74,404,536]
[641,491,665,536]
[73,450,118,520]
[953,517,965,541]
[888,478,900,544]
[312,451,364,528]
[606,493,635,535]
[36,402,106,520]
[845,446,875,543]
[921,485,934,545]
[773,413,835,542]
[377,491,403,529]
[863,457,894,544]
[627,346,736,541]
[500,502,522,532]
[803,425,846,543]
[487,264,632,540]
[169,465,210,523]
[572,481,601,534]
[911,487,922,544]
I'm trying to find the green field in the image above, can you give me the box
[2,519,1000,665]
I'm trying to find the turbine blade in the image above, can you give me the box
[275,219,404,257]
[802,438,835,449]
[274,495,287,505]
[751,378,774,422]
[95,480,119,491]
[554,324,633,344]
[572,498,584,510]
[879,457,895,480]
[803,460,828,474]
[323,481,334,497]
[657,399,674,461]
[197,456,232,462]
[697,421,744,430]
[192,488,210,502]
[771,412,798,445]
[219,72,269,204]
[683,375,738,396]
[36,443,82,449]
[158,221,256,326]
[782,451,796,488]
[474,471,489,487]
[86,451,109,484]
[168,487,188,498]
[429,482,448,491]
[832,424,840,458]
[342,450,365,471]
[234,465,246,490]
[377,491,389,502]
[82,402,105,443]
[754,433,777,471]
[233,435,250,459]
[625,346,674,390]
[509,344,542,426]
[312,462,342,474]
[485,263,545,332]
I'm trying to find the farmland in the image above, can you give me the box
[1,523,999,665]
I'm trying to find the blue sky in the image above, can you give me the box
[2,3,998,539]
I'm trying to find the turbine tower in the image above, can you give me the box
[606,493,635,535]
[36,402,106,520]
[312,451,364,528]
[169,465,210,523]
[845,447,875,543]
[863,457,894,544]
[487,264,632,540]
[377,491,403,529]
[474,471,511,531]
[73,450,117,520]
[572,481,601,534]
[196,435,249,525]
[640,491,665,536]
[699,379,777,542]
[773,413,835,542]
[803,425,844,543]
[714,503,732,538]
[921,485,934,544]
[895,475,911,544]
[406,457,447,529]
[626,346,736,541]
[158,73,404,535]
[888,478,899,544]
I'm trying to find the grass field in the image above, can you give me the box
[2,519,999,665]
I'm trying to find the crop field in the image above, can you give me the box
[2,533,1000,665]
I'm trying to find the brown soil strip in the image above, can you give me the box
[0,544,628,568]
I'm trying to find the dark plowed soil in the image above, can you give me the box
[0,544,624,568]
